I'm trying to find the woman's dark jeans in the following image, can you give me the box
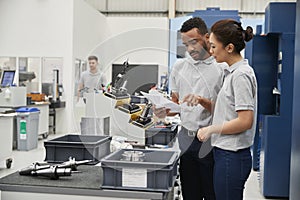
[213,147,252,200]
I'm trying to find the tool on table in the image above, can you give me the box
[19,162,51,175]
[132,103,153,128]
[19,157,92,179]
[31,166,72,180]
[57,157,93,171]
[104,59,130,99]
[118,102,141,114]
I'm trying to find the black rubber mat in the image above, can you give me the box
[0,165,102,190]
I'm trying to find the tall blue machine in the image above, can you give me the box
[290,1,300,200]
[245,28,278,171]
[245,2,296,198]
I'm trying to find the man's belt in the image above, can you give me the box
[182,126,198,137]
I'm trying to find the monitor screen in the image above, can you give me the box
[1,70,15,87]
[112,64,158,95]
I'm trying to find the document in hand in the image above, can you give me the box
[140,90,181,113]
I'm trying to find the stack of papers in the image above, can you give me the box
[140,90,181,113]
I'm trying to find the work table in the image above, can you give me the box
[0,165,172,200]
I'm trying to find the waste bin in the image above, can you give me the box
[16,107,40,151]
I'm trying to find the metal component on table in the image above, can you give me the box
[121,151,145,162]
[104,59,130,99]
[132,103,153,128]
[58,157,93,171]
[114,59,129,90]
[19,162,51,175]
[118,103,141,114]
[140,103,152,119]
[31,166,72,180]
[19,158,92,180]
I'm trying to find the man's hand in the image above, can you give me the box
[197,126,213,142]
[182,94,214,112]
[152,105,170,119]
[182,94,201,106]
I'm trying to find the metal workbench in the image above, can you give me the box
[0,165,172,200]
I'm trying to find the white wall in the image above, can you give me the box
[0,0,110,134]
[0,0,74,134]
[0,1,169,133]
[94,17,169,86]
[73,1,109,60]
[0,0,73,57]
[71,0,109,132]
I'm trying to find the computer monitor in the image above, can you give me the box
[112,64,158,95]
[1,70,15,87]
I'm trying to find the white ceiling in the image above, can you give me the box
[85,0,296,18]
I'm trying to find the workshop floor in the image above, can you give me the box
[0,132,286,200]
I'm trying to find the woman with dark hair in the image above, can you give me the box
[197,19,257,200]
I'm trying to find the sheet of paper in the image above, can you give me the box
[140,91,181,113]
[122,168,147,188]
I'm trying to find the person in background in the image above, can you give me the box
[197,19,257,200]
[77,55,107,100]
[154,17,224,200]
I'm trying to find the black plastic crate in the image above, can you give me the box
[101,149,179,192]
[44,134,111,163]
[145,124,178,146]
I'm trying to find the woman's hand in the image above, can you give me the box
[197,126,214,142]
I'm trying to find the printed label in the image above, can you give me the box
[20,120,27,140]
[122,168,147,188]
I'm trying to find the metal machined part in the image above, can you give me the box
[121,150,145,162]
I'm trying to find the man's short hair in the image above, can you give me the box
[88,55,98,62]
[180,17,208,35]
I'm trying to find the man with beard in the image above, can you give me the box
[154,17,224,200]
